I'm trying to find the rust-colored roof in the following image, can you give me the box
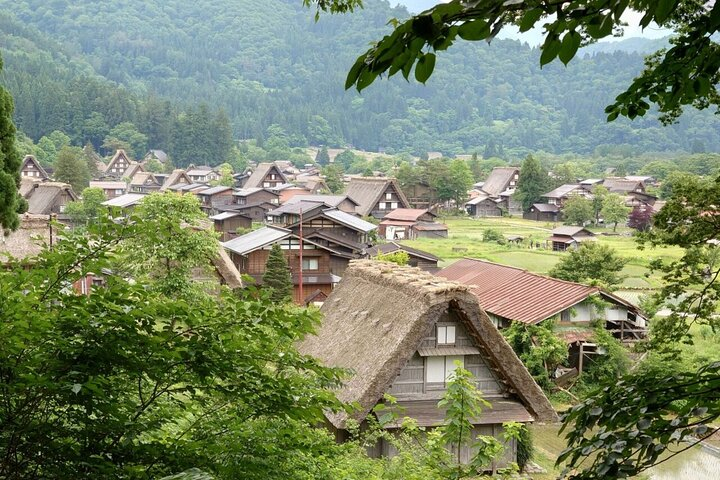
[437,258,598,324]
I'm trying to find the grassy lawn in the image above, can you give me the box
[402,216,683,290]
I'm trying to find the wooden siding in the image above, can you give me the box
[388,318,504,397]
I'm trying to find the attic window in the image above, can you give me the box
[437,325,456,346]
[385,193,392,200]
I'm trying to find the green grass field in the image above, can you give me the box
[402,216,683,291]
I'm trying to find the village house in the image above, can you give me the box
[142,149,168,165]
[185,165,220,184]
[547,226,596,251]
[344,177,410,219]
[437,258,647,372]
[128,172,163,194]
[284,194,358,213]
[195,185,234,214]
[23,181,79,216]
[243,162,288,189]
[232,187,280,207]
[209,211,253,241]
[89,180,128,199]
[104,149,136,178]
[366,242,441,272]
[266,201,376,260]
[524,203,560,222]
[378,208,447,240]
[401,179,437,210]
[222,225,354,304]
[20,155,49,180]
[464,167,522,217]
[159,169,192,192]
[300,261,557,467]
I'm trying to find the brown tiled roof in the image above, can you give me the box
[480,167,519,197]
[437,258,598,324]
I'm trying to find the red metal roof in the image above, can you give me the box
[437,258,598,324]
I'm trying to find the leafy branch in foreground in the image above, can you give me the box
[310,0,720,122]
[558,361,720,479]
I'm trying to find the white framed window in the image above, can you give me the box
[514,174,519,180]
[28,164,33,169]
[263,182,270,188]
[80,279,87,295]
[115,189,123,195]
[59,205,66,213]
[437,325,456,345]
[510,181,516,186]
[270,174,276,180]
[302,258,319,270]
[426,355,465,383]
[391,202,398,209]
[385,193,392,200]
[379,202,386,210]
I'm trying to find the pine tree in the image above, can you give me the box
[0,55,24,232]
[262,243,293,303]
[54,146,90,194]
[315,146,330,166]
[513,154,549,212]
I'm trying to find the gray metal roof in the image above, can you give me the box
[267,201,326,216]
[221,226,291,255]
[210,211,244,221]
[197,185,232,196]
[286,194,358,207]
[322,209,377,233]
[102,193,147,208]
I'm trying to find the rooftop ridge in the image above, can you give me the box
[459,257,600,291]
[347,259,468,299]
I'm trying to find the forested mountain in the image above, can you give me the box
[1,0,718,156]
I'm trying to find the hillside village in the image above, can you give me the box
[4,143,688,474]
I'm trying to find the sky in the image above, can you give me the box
[394,1,671,46]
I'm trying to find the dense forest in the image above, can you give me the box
[0,0,718,159]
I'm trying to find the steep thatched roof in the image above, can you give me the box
[300,260,557,429]
[23,182,79,214]
[344,177,410,216]
[21,155,49,180]
[0,213,52,262]
[480,167,519,197]
[244,163,288,188]
[161,169,192,191]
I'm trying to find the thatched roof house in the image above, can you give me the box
[301,260,556,462]
[344,177,410,219]
[23,182,79,215]
[0,213,53,263]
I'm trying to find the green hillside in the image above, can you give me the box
[0,0,718,155]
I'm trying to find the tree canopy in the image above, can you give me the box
[328,0,720,124]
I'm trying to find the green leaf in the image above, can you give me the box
[414,53,436,83]
[558,31,581,65]
[71,383,82,394]
[458,19,490,41]
[655,0,677,24]
[519,8,543,33]
[540,38,562,66]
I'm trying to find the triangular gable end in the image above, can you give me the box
[301,260,557,430]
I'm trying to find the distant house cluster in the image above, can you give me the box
[465,167,522,217]
[525,176,661,223]
[25,153,446,305]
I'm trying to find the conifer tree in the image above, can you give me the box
[0,55,24,233]
[315,146,330,166]
[263,243,293,303]
[513,154,549,212]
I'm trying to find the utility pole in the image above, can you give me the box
[298,207,303,304]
